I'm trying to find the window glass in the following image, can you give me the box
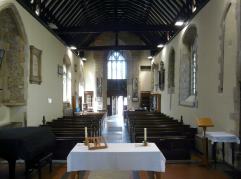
[191,38,197,95]
[107,51,126,79]
[63,65,67,102]
[124,97,127,105]
[63,64,71,103]
[67,71,72,102]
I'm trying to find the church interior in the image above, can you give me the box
[0,0,241,178]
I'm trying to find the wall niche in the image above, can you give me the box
[0,5,27,106]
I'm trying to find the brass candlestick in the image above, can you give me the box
[143,140,148,146]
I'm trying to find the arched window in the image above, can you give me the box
[179,24,198,107]
[63,56,71,103]
[168,48,175,93]
[190,38,197,95]
[107,51,126,79]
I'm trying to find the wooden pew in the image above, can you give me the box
[41,113,105,159]
[126,111,197,160]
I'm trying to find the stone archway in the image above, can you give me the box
[0,4,28,105]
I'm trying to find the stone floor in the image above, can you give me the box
[102,114,130,143]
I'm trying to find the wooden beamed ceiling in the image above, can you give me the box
[17,0,209,53]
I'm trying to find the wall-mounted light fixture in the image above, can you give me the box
[0,49,5,67]
[79,51,87,62]
[70,46,77,50]
[175,20,184,26]
[157,44,164,48]
[148,50,156,60]
[48,22,58,29]
[192,0,197,12]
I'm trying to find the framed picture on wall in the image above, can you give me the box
[57,65,63,75]
[30,45,42,84]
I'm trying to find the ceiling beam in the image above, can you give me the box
[16,0,66,45]
[81,34,101,47]
[135,33,153,46]
[57,24,179,34]
[77,45,157,51]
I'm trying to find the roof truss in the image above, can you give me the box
[16,0,210,54]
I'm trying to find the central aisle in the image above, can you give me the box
[102,115,130,143]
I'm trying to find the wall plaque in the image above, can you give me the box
[30,45,42,84]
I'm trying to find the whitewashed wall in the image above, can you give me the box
[84,32,152,111]
[0,0,84,126]
[153,0,240,164]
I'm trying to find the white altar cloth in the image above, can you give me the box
[206,132,240,144]
[67,143,166,172]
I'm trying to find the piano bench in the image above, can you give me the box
[25,153,53,179]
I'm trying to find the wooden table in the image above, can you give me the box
[67,143,166,179]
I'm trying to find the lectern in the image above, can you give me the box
[197,117,214,166]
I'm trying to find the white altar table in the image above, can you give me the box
[67,143,166,179]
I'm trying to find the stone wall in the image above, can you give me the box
[0,7,27,105]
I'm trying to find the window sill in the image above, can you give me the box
[179,95,197,108]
